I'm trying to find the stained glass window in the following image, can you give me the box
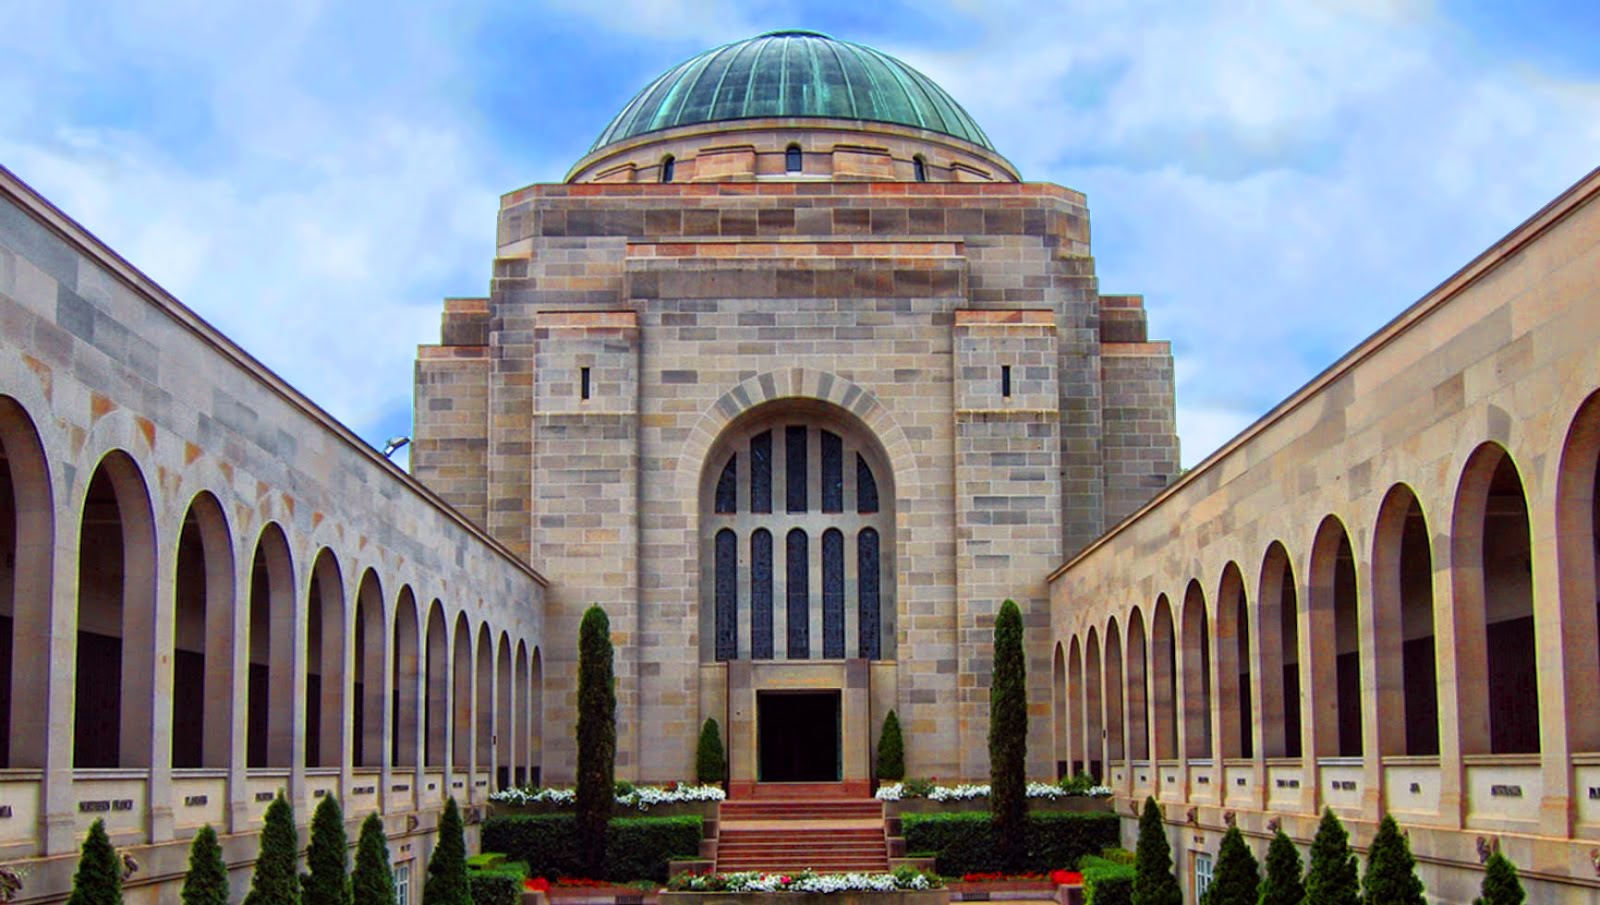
[715,529,737,660]
[751,430,772,514]
[715,455,737,514]
[821,430,843,513]
[786,426,807,513]
[859,528,880,660]
[823,529,844,658]
[751,529,773,659]
[787,529,809,658]
[857,454,879,514]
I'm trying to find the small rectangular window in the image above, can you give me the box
[395,863,411,905]
[1001,365,1012,398]
[580,367,591,400]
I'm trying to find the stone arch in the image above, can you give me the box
[452,613,473,767]
[305,548,345,768]
[1556,391,1600,753]
[392,586,421,768]
[1084,627,1104,780]
[1452,442,1539,755]
[1214,563,1251,760]
[246,521,295,768]
[1372,484,1439,757]
[74,451,158,769]
[1126,606,1149,761]
[1180,579,1212,759]
[353,568,386,767]
[1258,541,1301,758]
[425,600,449,767]
[171,490,235,769]
[515,640,530,786]
[1053,640,1068,775]
[1309,515,1362,758]
[496,631,513,789]
[1150,595,1177,760]
[1066,637,1083,778]
[697,395,898,662]
[529,646,544,784]
[0,395,53,769]
[476,623,494,778]
[1103,617,1126,762]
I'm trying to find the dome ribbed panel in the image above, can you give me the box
[589,31,993,151]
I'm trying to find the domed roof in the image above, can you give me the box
[590,30,994,152]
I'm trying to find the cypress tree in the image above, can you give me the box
[67,818,122,905]
[1361,814,1424,905]
[876,709,905,782]
[575,605,616,878]
[1474,851,1525,905]
[1258,829,1306,905]
[245,794,300,905]
[423,798,471,905]
[1304,808,1359,905]
[1201,825,1258,905]
[695,718,726,785]
[1131,797,1182,905]
[304,796,351,905]
[182,824,231,905]
[988,599,1028,871]
[351,815,396,905]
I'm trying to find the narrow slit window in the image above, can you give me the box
[660,155,675,183]
[785,144,803,174]
[580,367,592,400]
[913,156,928,182]
[1001,365,1012,398]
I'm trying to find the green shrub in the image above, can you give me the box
[1097,848,1136,865]
[989,599,1028,871]
[68,818,123,905]
[245,795,300,905]
[1132,797,1180,905]
[424,797,471,905]
[1474,852,1525,905]
[182,825,230,905]
[613,780,635,798]
[876,710,905,782]
[304,796,350,905]
[481,814,703,882]
[695,719,726,785]
[900,811,1120,875]
[1258,830,1305,905]
[577,606,617,878]
[1201,825,1257,905]
[1059,772,1097,795]
[1305,808,1359,905]
[1080,855,1136,905]
[1361,815,1424,905]
[465,870,522,905]
[351,814,396,905]
[464,855,506,871]
[902,777,935,798]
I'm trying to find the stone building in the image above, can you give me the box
[1,24,1597,905]
[411,29,1179,793]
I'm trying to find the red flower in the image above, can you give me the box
[1049,870,1082,886]
[525,877,550,892]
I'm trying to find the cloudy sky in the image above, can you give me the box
[3,1,1598,469]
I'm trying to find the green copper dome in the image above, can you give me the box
[590,30,994,152]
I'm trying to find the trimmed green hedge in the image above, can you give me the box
[466,868,523,905]
[1080,855,1135,905]
[466,853,506,870]
[481,814,702,882]
[901,811,1120,875]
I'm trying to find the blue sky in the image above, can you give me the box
[3,0,1598,469]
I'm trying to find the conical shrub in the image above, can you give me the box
[1200,824,1257,905]
[244,794,300,905]
[67,818,122,905]
[576,605,617,878]
[351,814,395,905]
[181,824,230,905]
[1131,797,1181,905]
[988,599,1027,871]
[695,718,726,785]
[1258,829,1305,905]
[1304,808,1359,905]
[424,797,471,905]
[876,709,905,782]
[1361,814,1424,905]
[1474,851,1525,905]
[304,796,351,905]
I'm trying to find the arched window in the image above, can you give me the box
[701,406,895,662]
[913,156,928,182]
[785,144,803,174]
[660,155,675,183]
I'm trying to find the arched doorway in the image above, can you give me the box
[1258,543,1301,758]
[306,549,345,768]
[1310,517,1362,758]
[1373,485,1438,756]
[172,492,234,768]
[247,523,295,769]
[0,397,51,769]
[1180,581,1212,759]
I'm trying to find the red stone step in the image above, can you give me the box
[711,794,890,874]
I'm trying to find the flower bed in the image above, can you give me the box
[662,869,949,905]
[874,781,1111,802]
[490,782,726,811]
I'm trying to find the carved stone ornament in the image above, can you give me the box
[1266,816,1281,833]
[1223,810,1237,828]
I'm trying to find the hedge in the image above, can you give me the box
[1080,855,1135,905]
[481,814,702,882]
[466,869,523,905]
[900,811,1119,875]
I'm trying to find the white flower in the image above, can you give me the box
[874,783,904,801]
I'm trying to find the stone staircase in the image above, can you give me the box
[713,792,891,874]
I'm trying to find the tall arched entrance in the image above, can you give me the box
[698,400,895,795]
